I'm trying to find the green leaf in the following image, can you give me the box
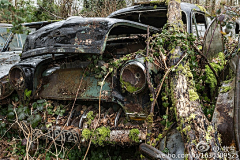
[46,123,52,128]
[7,112,15,119]
[37,99,46,104]
[8,104,13,112]
[24,89,32,100]
[32,102,37,109]
[18,112,26,120]
[31,114,42,128]
[162,96,168,101]
[163,115,168,120]
[37,104,44,111]
[1,122,6,128]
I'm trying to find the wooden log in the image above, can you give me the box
[167,0,222,159]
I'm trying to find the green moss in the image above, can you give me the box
[156,133,163,141]
[86,111,94,125]
[92,126,110,146]
[82,128,91,140]
[223,78,233,84]
[220,86,232,93]
[188,89,199,101]
[189,113,196,120]
[205,65,217,95]
[120,77,140,93]
[190,140,196,145]
[187,69,193,79]
[175,64,186,74]
[146,114,154,123]
[129,129,140,143]
[206,126,213,142]
[205,52,225,95]
[182,125,191,134]
[195,4,207,13]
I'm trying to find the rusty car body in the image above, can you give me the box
[1,2,239,159]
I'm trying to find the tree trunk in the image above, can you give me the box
[167,0,222,159]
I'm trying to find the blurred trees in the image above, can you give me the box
[82,0,126,17]
[0,0,239,33]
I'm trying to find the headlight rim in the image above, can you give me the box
[120,61,146,94]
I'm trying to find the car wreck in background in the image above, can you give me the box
[0,23,27,101]
[0,2,239,159]
[0,21,56,100]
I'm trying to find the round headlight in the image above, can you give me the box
[120,61,146,94]
[9,67,25,90]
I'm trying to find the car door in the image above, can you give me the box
[191,11,211,39]
[202,17,224,60]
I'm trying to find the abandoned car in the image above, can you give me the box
[0,2,239,159]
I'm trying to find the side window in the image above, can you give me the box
[8,34,27,51]
[236,23,239,36]
[110,10,187,31]
[192,12,207,39]
[0,27,11,49]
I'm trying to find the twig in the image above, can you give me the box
[145,26,156,115]
[66,143,77,158]
[192,43,220,86]
[156,122,176,148]
[159,49,168,70]
[83,71,111,160]
[44,69,87,156]
[206,18,219,58]
[153,52,188,108]
[38,4,63,19]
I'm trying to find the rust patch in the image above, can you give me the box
[0,75,14,100]
[38,68,112,100]
[125,103,143,113]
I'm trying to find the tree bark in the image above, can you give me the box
[167,0,222,159]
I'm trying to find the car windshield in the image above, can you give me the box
[0,27,11,49]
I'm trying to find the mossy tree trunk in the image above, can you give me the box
[167,0,222,159]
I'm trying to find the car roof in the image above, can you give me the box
[0,23,12,28]
[108,2,201,18]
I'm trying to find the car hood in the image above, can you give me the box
[21,17,159,59]
[0,51,21,78]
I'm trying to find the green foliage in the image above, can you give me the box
[0,0,63,34]
[86,111,95,125]
[24,89,32,101]
[27,114,41,128]
[82,0,126,17]
[120,77,140,93]
[148,24,195,58]
[129,129,140,143]
[92,126,111,146]
[82,128,92,140]
[188,89,199,101]
[54,104,65,116]
[220,86,232,93]
[0,120,7,136]
[17,105,30,120]
[202,104,215,120]
[162,147,169,154]
[7,104,15,120]
[82,126,111,146]
[205,52,225,95]
[155,133,163,142]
